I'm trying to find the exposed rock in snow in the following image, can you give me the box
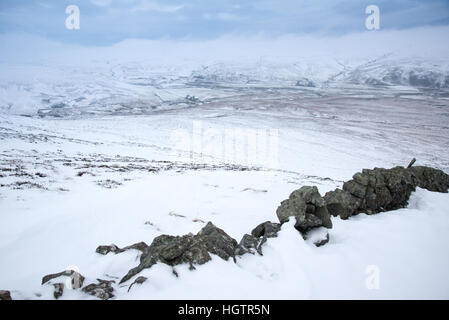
[127,276,148,293]
[120,222,238,284]
[82,279,115,300]
[325,164,449,219]
[96,244,121,255]
[96,242,148,255]
[304,227,330,247]
[42,270,85,289]
[323,189,360,220]
[251,221,281,239]
[0,290,12,300]
[276,186,332,233]
[53,283,64,299]
[236,222,281,256]
[235,234,263,256]
[410,166,449,193]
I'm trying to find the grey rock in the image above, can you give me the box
[96,242,148,255]
[324,189,360,219]
[96,244,121,255]
[121,241,148,253]
[313,233,330,247]
[295,213,323,233]
[251,221,281,238]
[42,270,85,289]
[128,276,148,292]
[53,283,64,299]
[235,234,262,256]
[410,166,449,193]
[120,222,237,284]
[197,222,238,261]
[327,164,449,219]
[276,186,332,233]
[0,290,12,300]
[82,279,115,300]
[236,221,281,256]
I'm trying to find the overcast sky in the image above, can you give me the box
[0,0,448,45]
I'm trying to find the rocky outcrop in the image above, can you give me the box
[324,165,449,219]
[276,186,332,233]
[36,161,448,299]
[82,279,115,300]
[42,270,85,289]
[119,222,237,284]
[0,290,12,300]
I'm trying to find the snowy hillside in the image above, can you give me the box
[1,54,448,118]
[1,27,449,300]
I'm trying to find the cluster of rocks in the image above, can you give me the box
[324,165,449,220]
[40,269,117,300]
[120,222,239,284]
[82,279,115,300]
[118,220,299,286]
[275,163,449,240]
[29,162,448,300]
[41,269,85,299]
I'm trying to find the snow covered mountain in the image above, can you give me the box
[1,53,448,118]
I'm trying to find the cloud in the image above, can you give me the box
[90,0,113,7]
[203,12,245,21]
[129,0,184,13]
[0,0,448,46]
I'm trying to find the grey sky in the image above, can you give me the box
[0,0,448,45]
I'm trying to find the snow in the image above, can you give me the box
[1,26,449,299]
[2,176,448,299]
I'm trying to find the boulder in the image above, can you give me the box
[276,186,332,233]
[0,290,12,300]
[197,222,238,261]
[251,221,281,238]
[324,189,361,219]
[120,222,238,284]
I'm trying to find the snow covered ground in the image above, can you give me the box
[1,27,449,299]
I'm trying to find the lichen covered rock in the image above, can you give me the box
[276,186,332,233]
[120,222,237,283]
[325,165,449,219]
